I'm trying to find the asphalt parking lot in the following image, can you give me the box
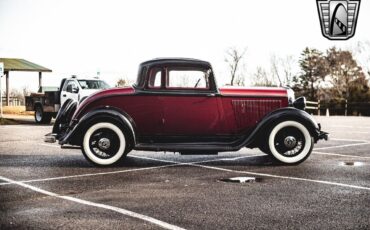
[0,116,369,229]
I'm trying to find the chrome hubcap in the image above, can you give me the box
[284,136,297,149]
[36,110,42,121]
[98,138,111,150]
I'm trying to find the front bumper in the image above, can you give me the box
[316,123,329,141]
[318,131,329,141]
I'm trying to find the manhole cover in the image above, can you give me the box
[341,162,363,166]
[219,177,262,183]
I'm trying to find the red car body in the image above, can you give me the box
[74,86,288,137]
[50,58,328,166]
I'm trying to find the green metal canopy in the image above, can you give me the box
[0,58,52,106]
[0,58,51,72]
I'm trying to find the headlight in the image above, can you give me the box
[287,88,295,105]
[293,97,306,110]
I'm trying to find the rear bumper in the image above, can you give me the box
[44,133,57,143]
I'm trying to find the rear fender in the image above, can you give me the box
[33,102,43,110]
[60,107,136,148]
[52,99,77,135]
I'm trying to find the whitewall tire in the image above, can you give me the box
[268,121,313,164]
[82,122,126,166]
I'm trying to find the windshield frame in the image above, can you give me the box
[77,79,110,90]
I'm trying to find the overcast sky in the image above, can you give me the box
[0,0,369,92]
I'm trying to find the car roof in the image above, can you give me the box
[140,58,211,67]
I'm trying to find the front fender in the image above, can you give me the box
[59,107,136,147]
[246,107,327,147]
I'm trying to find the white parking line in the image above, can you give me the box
[325,125,370,129]
[0,164,177,186]
[313,151,370,159]
[344,131,370,134]
[0,139,40,144]
[330,138,370,143]
[0,175,185,230]
[0,154,264,186]
[40,143,60,148]
[131,155,370,191]
[314,142,370,150]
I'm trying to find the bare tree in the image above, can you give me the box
[252,66,275,86]
[22,86,31,97]
[270,54,282,87]
[270,54,296,87]
[351,41,370,78]
[225,47,247,86]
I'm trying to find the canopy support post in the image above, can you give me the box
[6,71,9,106]
[39,72,42,89]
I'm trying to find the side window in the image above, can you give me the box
[66,81,78,93]
[62,80,73,91]
[167,69,209,89]
[148,68,162,88]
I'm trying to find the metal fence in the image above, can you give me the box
[306,100,370,116]
[306,101,320,113]
[1,97,24,106]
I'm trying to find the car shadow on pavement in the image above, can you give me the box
[0,154,287,169]
[0,154,172,168]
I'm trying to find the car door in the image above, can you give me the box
[160,67,221,139]
[133,67,164,136]
[60,80,71,106]
[61,80,79,106]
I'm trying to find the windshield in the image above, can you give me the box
[78,80,110,90]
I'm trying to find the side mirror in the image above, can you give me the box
[72,87,79,94]
[293,97,306,110]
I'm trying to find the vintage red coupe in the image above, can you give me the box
[48,58,328,166]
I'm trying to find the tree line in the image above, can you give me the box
[225,45,370,103]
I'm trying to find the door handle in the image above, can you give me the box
[206,93,216,97]
[62,94,66,97]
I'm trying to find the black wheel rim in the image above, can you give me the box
[89,128,120,159]
[274,126,305,157]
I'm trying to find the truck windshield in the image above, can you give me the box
[78,80,110,90]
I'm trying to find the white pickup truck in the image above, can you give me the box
[25,77,110,124]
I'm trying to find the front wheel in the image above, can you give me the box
[267,121,313,164]
[82,122,127,166]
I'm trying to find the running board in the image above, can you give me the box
[134,143,235,152]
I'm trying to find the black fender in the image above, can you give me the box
[244,107,322,148]
[52,99,77,135]
[33,101,43,110]
[59,107,136,149]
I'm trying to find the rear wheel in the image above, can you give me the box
[267,121,313,164]
[34,106,52,124]
[81,122,127,166]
